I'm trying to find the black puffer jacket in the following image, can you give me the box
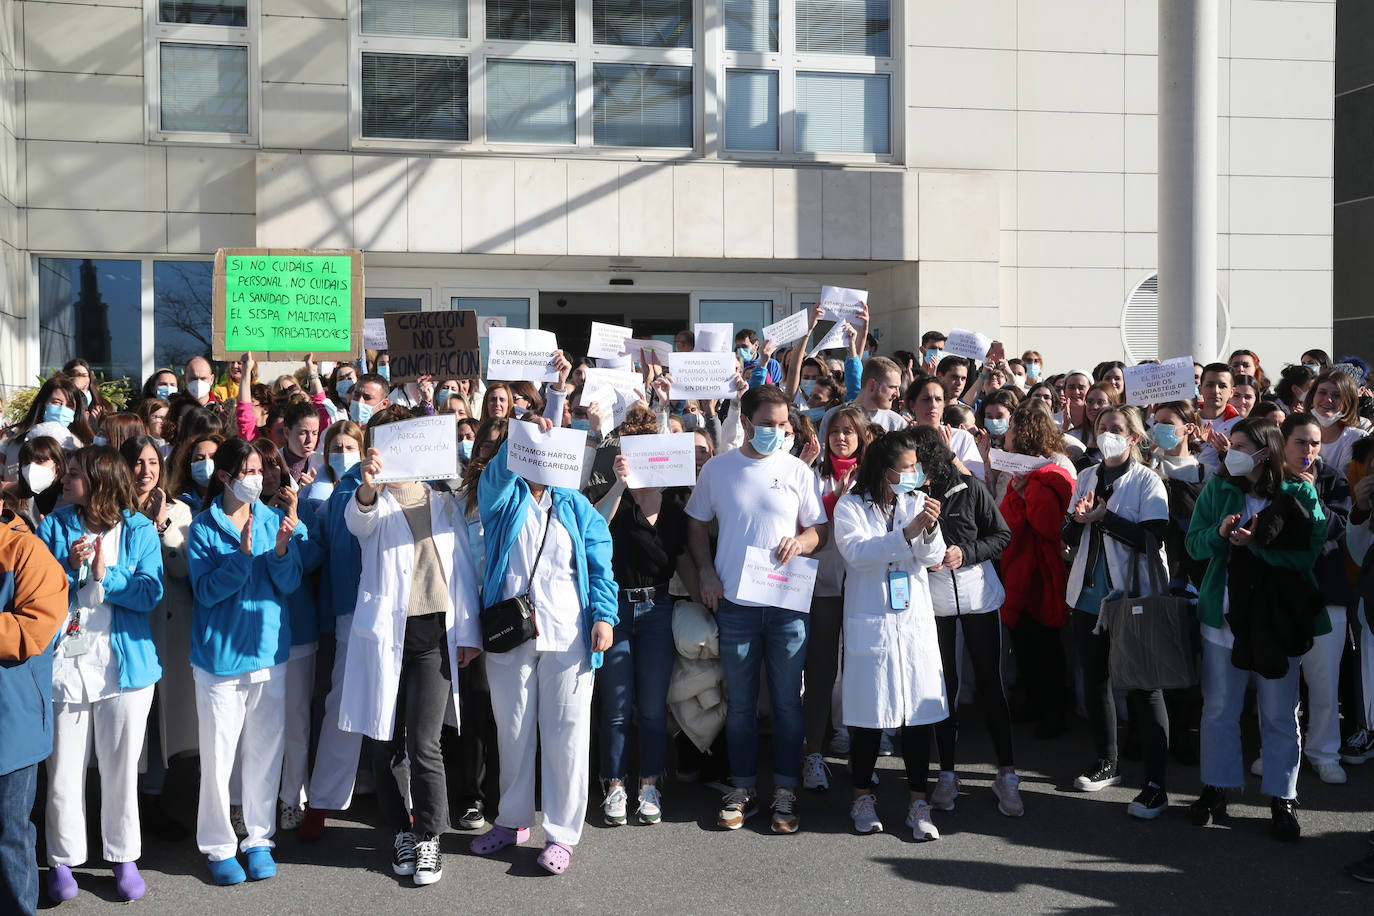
[925,474,1012,616]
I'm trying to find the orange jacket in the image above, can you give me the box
[0,513,68,662]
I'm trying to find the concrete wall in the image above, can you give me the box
[905,0,1335,369]
[0,0,23,396]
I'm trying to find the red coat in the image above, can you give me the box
[998,463,1076,628]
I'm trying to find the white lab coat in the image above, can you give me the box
[1064,460,1169,607]
[341,485,482,741]
[832,491,949,730]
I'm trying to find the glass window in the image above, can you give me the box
[593,63,692,148]
[795,72,889,154]
[593,0,691,48]
[153,261,214,371]
[362,52,469,141]
[362,0,467,39]
[795,0,890,56]
[159,0,247,27]
[39,259,143,386]
[698,299,771,342]
[159,43,250,134]
[486,59,576,144]
[452,297,530,369]
[724,69,778,151]
[725,0,777,52]
[485,0,575,42]
[366,296,424,319]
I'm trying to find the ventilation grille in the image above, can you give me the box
[1120,272,1231,364]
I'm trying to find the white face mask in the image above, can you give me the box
[187,379,212,400]
[1314,410,1340,428]
[230,474,264,504]
[1225,448,1265,477]
[21,463,55,494]
[1097,432,1131,462]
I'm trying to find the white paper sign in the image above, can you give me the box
[371,414,458,484]
[734,546,819,613]
[762,310,811,348]
[626,338,672,367]
[364,318,387,350]
[620,433,697,488]
[581,383,619,428]
[694,323,733,354]
[817,285,867,322]
[809,321,850,357]
[487,327,559,382]
[478,315,506,338]
[583,367,645,397]
[1124,356,1195,406]
[944,328,993,361]
[669,352,738,399]
[587,321,634,360]
[989,448,1051,476]
[505,420,587,489]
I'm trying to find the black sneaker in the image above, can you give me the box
[1073,759,1121,792]
[457,804,486,831]
[1348,852,1374,883]
[392,830,418,876]
[1126,783,1169,820]
[1340,729,1374,765]
[413,834,442,886]
[1270,797,1300,842]
[1187,785,1227,826]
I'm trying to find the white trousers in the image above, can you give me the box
[307,615,363,811]
[487,642,594,846]
[1300,605,1346,765]
[280,649,317,807]
[46,686,155,866]
[195,665,286,861]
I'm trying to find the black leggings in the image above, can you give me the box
[1010,614,1067,721]
[935,614,1015,770]
[1072,609,1170,786]
[850,725,932,795]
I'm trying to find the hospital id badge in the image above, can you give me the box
[63,634,90,657]
[887,570,911,610]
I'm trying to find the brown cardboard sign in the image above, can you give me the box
[384,310,482,383]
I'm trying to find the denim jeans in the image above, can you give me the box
[0,763,39,916]
[597,593,677,782]
[716,599,810,788]
[1200,638,1301,799]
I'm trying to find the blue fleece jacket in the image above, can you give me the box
[38,507,165,691]
[285,498,324,647]
[477,441,619,668]
[187,496,306,677]
[316,465,363,626]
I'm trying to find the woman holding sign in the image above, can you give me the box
[471,416,617,875]
[832,428,948,840]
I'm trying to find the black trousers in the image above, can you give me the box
[442,653,500,821]
[935,613,1015,769]
[1073,609,1170,787]
[850,725,933,795]
[1010,614,1067,722]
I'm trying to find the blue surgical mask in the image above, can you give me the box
[92,435,108,447]
[925,348,942,364]
[737,347,754,364]
[436,389,452,408]
[803,407,826,422]
[44,403,75,427]
[155,384,175,400]
[459,439,474,461]
[191,457,215,486]
[1303,363,1321,372]
[335,378,355,399]
[350,399,374,425]
[1151,424,1180,451]
[750,425,788,456]
[984,417,1009,436]
[328,451,360,479]
[376,364,390,382]
[800,379,817,398]
[571,417,591,432]
[892,466,926,494]
[1026,363,1042,381]
[861,350,872,361]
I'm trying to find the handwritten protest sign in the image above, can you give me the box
[620,433,696,488]
[1124,357,1194,406]
[694,323,733,354]
[817,285,867,322]
[734,547,819,613]
[989,448,1051,476]
[762,310,811,348]
[383,310,481,384]
[363,317,387,350]
[213,248,363,360]
[487,327,560,383]
[587,321,633,360]
[583,367,645,398]
[627,338,672,367]
[809,321,850,357]
[944,328,994,362]
[371,414,458,483]
[669,352,738,399]
[506,421,587,489]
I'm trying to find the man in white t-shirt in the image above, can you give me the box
[1197,363,1241,475]
[685,386,825,836]
[818,356,907,441]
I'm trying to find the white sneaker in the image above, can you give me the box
[830,729,851,756]
[603,783,628,826]
[1250,757,1264,777]
[637,785,662,825]
[802,752,831,792]
[905,799,940,841]
[850,793,883,834]
[992,772,1025,818]
[1310,758,1348,785]
[929,771,959,811]
[278,800,305,830]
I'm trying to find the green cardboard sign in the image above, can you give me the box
[213,248,364,359]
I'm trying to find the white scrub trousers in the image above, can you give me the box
[309,614,363,811]
[280,646,318,808]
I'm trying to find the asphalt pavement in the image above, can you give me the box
[27,711,1374,915]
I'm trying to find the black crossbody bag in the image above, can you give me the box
[480,511,551,653]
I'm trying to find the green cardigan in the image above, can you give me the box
[1184,475,1331,637]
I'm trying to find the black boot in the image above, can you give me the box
[1270,797,1300,842]
[1187,785,1226,826]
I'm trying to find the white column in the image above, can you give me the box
[1157,0,1218,363]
